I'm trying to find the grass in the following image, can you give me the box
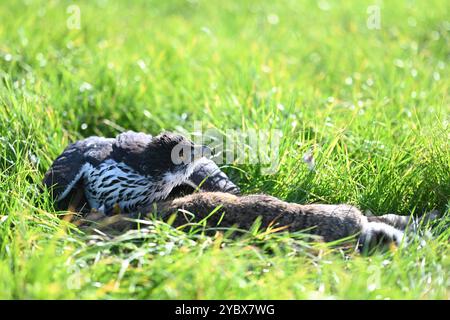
[0,0,449,299]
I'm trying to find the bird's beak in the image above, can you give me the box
[192,145,212,161]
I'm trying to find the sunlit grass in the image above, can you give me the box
[0,0,448,299]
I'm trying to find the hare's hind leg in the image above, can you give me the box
[367,210,440,232]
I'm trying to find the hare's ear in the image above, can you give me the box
[186,158,240,194]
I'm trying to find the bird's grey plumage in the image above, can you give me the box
[111,131,155,174]
[43,136,115,201]
[43,131,239,213]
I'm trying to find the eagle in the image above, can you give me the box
[43,131,239,214]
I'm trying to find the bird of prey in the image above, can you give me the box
[43,131,239,214]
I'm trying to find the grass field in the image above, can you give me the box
[0,0,449,299]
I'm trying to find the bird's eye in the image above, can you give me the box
[179,148,185,160]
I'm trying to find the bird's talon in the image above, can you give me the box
[112,203,121,215]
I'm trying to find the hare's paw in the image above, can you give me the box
[359,222,405,254]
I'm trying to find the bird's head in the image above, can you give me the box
[145,132,211,181]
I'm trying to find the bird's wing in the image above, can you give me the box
[186,158,240,194]
[43,136,114,201]
[111,131,153,172]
